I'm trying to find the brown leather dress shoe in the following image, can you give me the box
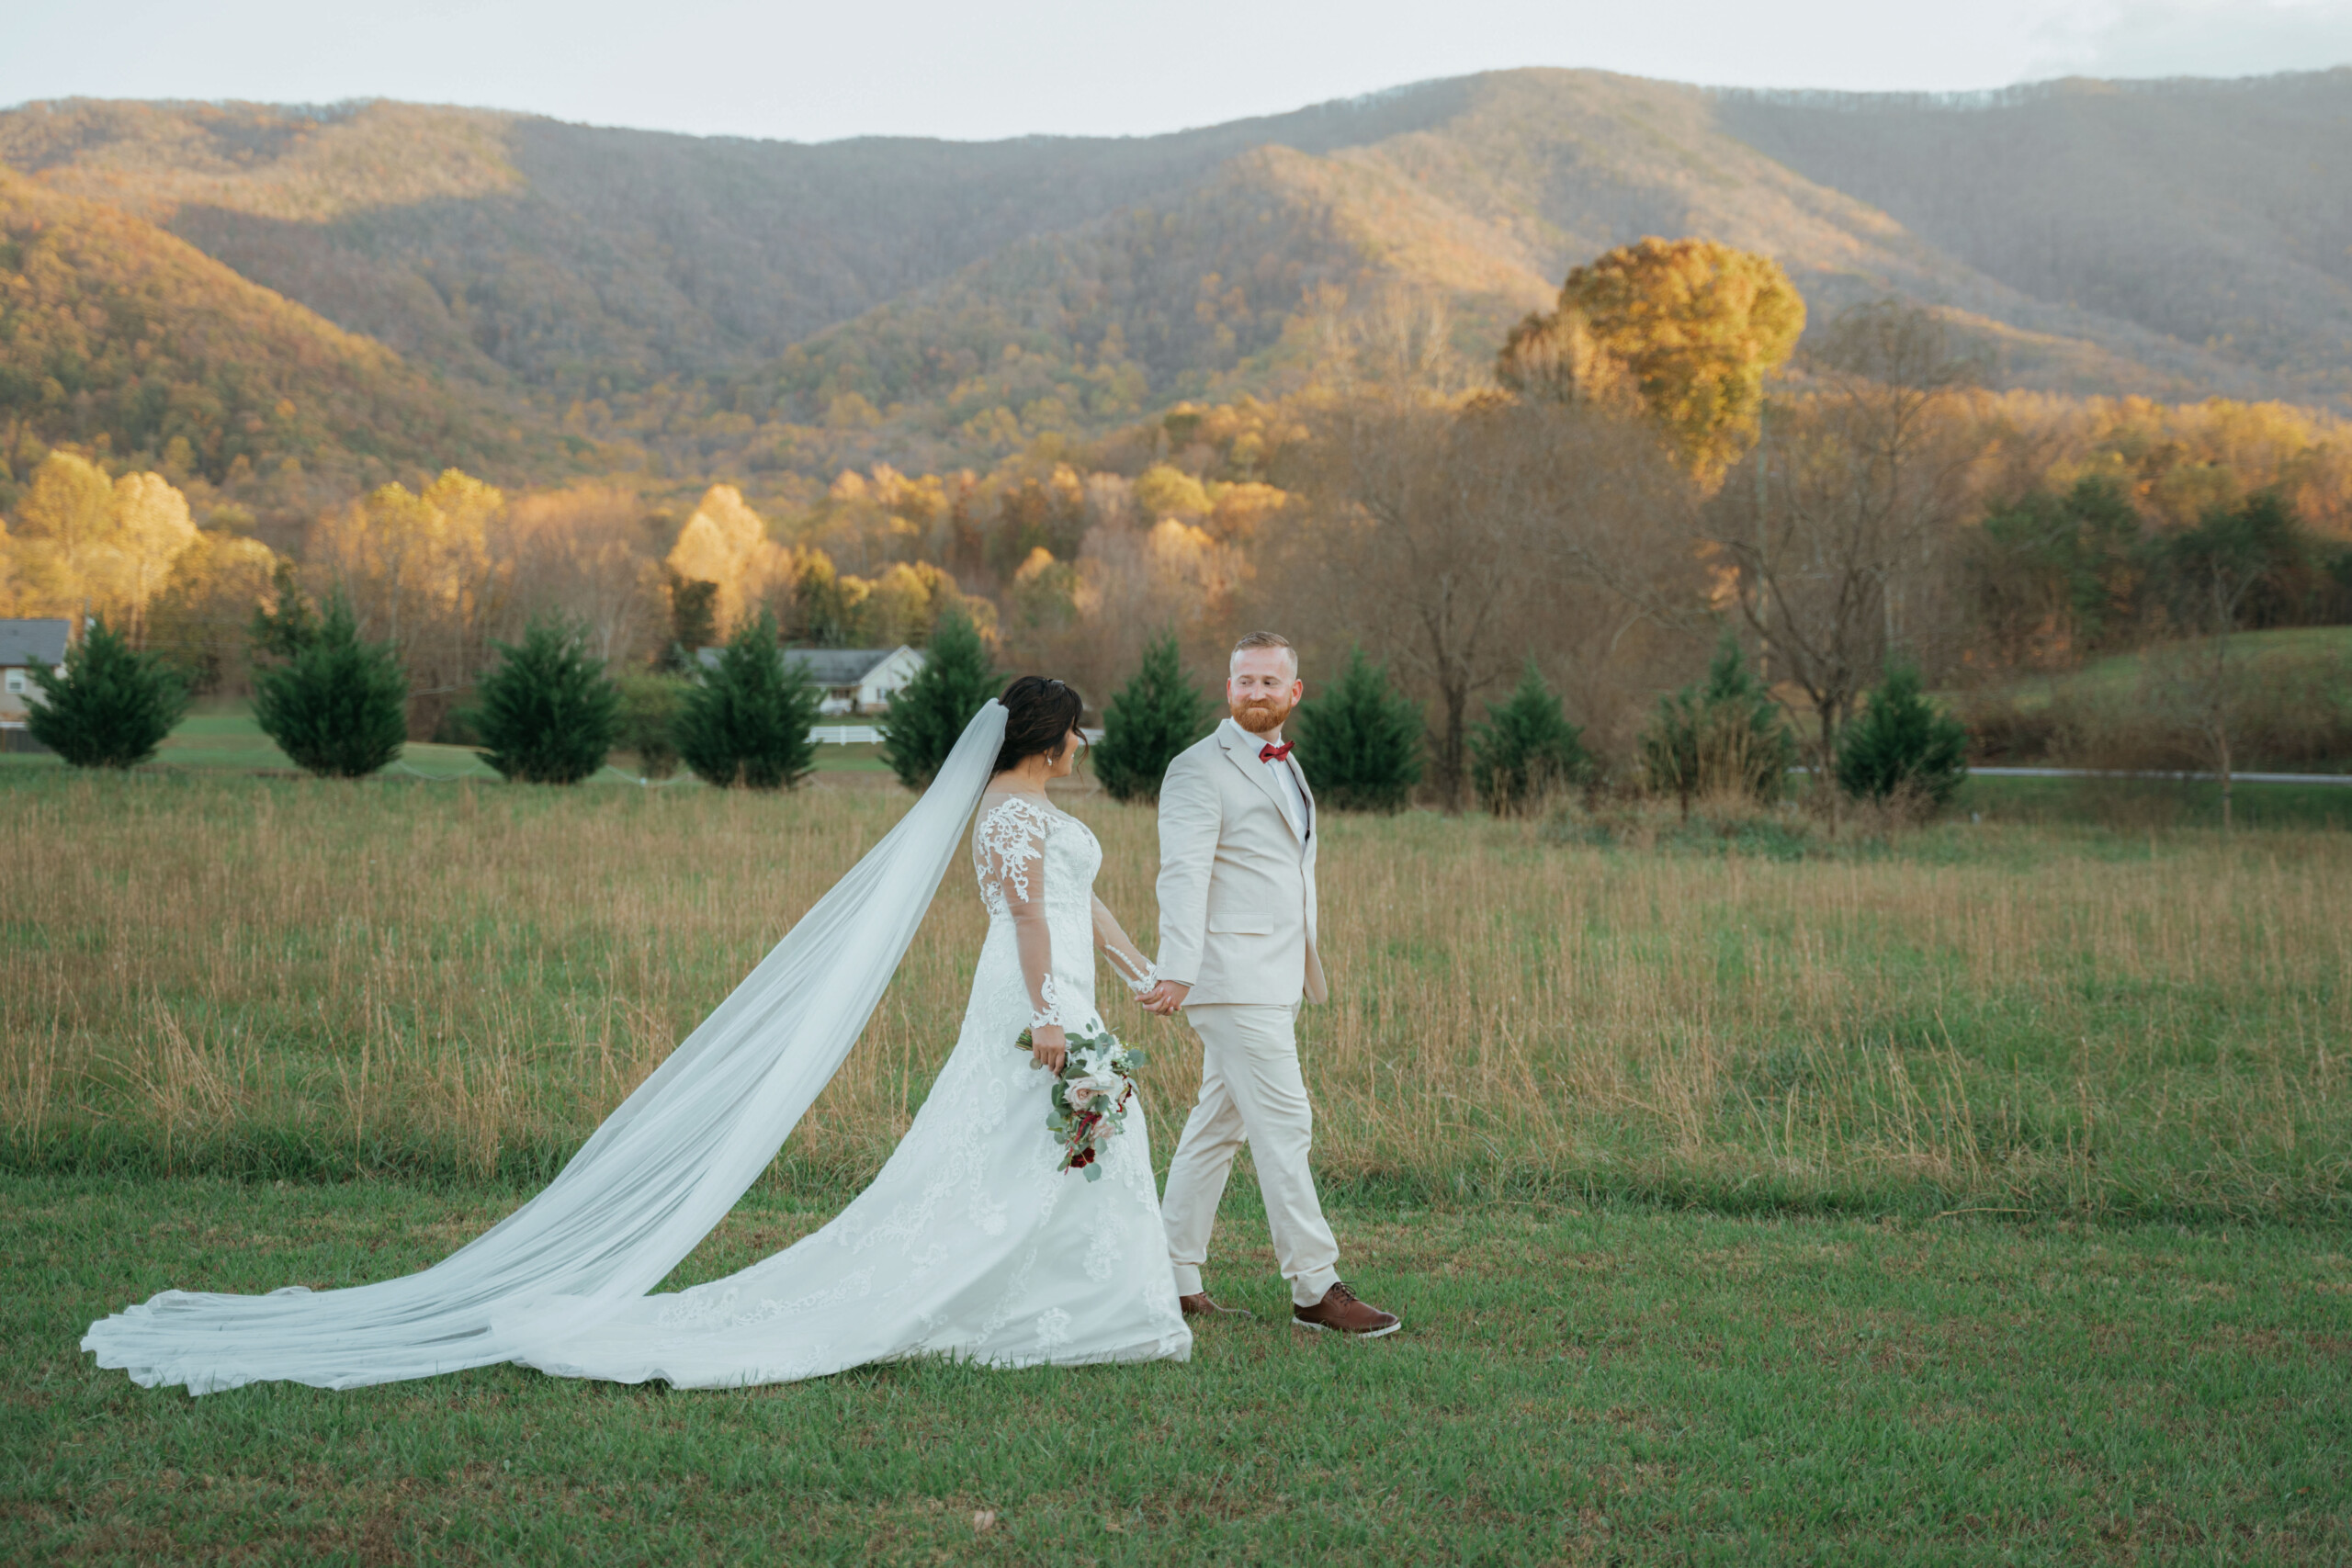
[1178,1292,1255,1320]
[1292,1282,1400,1337]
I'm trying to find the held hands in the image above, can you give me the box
[1029,1024,1069,1073]
[1139,979,1191,1017]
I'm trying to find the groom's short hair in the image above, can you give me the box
[1231,631,1296,674]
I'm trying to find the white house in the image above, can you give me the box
[0,618,74,728]
[696,645,928,716]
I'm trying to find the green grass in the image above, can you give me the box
[6,1176,2346,1564]
[0,700,899,782]
[1958,773,2352,832]
[1991,626,2352,716]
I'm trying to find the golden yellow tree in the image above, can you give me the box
[0,455,199,636]
[107,472,198,640]
[144,530,284,691]
[1500,237,1804,483]
[663,485,783,636]
[311,468,505,712]
[5,452,117,614]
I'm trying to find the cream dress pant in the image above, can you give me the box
[1161,1002,1341,1308]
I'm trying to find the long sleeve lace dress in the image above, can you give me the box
[506,793,1190,1386]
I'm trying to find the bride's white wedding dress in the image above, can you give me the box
[82,703,1188,1394]
[513,792,1191,1384]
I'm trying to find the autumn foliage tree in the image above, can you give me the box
[309,468,505,731]
[1500,237,1804,481]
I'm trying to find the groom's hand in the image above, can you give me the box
[1141,980,1190,1016]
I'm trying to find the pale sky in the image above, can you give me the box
[4,0,2348,143]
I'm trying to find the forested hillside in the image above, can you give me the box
[0,164,535,513]
[5,67,2349,504]
[1719,71,2352,406]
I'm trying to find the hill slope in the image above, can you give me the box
[0,164,529,497]
[2,69,2347,486]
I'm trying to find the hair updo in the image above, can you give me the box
[993,675,1085,775]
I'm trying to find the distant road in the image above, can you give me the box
[1968,767,2352,787]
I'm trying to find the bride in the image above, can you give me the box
[83,677,1191,1393]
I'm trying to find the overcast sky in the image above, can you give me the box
[4,0,2348,143]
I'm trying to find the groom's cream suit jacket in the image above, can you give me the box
[1155,718,1328,1007]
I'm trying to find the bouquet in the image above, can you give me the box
[1015,1026,1148,1180]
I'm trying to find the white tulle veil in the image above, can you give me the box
[84,700,1013,1395]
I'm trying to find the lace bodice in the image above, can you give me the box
[969,794,1154,1033]
[972,795,1099,921]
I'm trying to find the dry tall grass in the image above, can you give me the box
[3,772,2345,1217]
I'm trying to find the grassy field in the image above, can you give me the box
[7,1177,2347,1564]
[1957,773,2352,832]
[1956,626,2352,777]
[4,767,2347,1222]
[6,766,2349,1562]
[0,700,897,781]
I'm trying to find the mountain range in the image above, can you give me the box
[4,66,2348,505]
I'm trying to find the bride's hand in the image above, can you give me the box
[1030,1025,1068,1073]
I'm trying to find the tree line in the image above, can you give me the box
[9,234,2351,815]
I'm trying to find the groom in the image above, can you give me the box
[1140,632,1401,1337]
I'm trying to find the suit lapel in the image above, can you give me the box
[1218,722,1306,845]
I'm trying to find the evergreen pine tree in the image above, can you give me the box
[474,615,623,784]
[1835,660,1970,808]
[673,609,821,790]
[248,561,319,661]
[877,606,996,789]
[1091,631,1213,802]
[251,593,411,779]
[1467,661,1592,814]
[24,618,190,769]
[1638,633,1795,818]
[1293,647,1423,812]
[616,667,688,780]
[658,574,720,674]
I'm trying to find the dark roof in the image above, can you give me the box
[0,619,72,669]
[695,646,914,685]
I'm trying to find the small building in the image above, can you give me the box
[695,644,927,716]
[0,618,74,728]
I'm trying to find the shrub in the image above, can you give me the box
[1638,633,1796,818]
[24,618,190,769]
[1837,660,1970,808]
[673,610,821,790]
[877,606,996,789]
[616,668,689,780]
[1294,647,1423,812]
[1468,661,1593,815]
[251,594,410,779]
[1091,631,1214,802]
[474,616,623,785]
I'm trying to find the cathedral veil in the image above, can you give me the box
[84,700,1013,1395]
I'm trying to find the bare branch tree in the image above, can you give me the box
[1704,302,1985,790]
[1283,389,1693,807]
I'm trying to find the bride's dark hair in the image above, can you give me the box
[993,676,1085,774]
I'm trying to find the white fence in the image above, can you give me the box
[808,725,1105,747]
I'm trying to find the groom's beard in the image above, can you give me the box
[1230,695,1292,735]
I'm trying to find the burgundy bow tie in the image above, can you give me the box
[1259,741,1293,762]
